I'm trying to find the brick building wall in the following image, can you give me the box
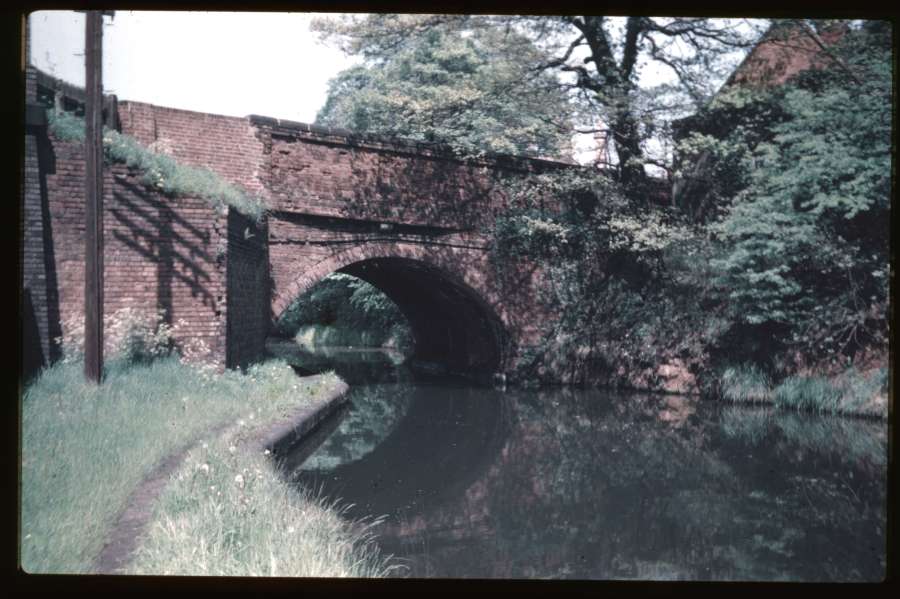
[725,22,847,89]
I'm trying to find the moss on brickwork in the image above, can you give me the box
[46,109,268,221]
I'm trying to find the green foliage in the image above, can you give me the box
[46,109,267,221]
[276,273,412,352]
[492,170,690,266]
[673,86,789,221]
[490,169,709,386]
[46,107,87,141]
[486,22,891,394]
[315,25,573,158]
[314,14,766,187]
[57,306,178,366]
[710,25,890,352]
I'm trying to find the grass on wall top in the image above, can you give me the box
[46,109,268,222]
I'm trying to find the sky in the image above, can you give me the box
[27,11,754,166]
[27,10,645,163]
[28,10,359,124]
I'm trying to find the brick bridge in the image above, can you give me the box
[22,67,570,381]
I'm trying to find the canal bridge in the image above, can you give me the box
[22,66,568,379]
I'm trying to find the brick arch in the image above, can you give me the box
[270,240,511,374]
[271,240,501,325]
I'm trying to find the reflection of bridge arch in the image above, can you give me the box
[272,241,510,375]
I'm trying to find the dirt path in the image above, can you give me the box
[91,375,349,574]
[92,422,230,574]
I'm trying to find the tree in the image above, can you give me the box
[315,24,574,158]
[313,14,766,195]
[711,21,891,356]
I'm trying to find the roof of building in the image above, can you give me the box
[721,20,848,90]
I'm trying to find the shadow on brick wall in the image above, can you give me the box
[109,179,218,320]
[23,133,64,373]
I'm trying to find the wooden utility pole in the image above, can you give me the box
[84,11,104,383]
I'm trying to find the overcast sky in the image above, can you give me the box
[28,11,754,166]
[28,10,358,124]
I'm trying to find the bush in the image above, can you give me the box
[709,24,890,349]
[57,307,179,365]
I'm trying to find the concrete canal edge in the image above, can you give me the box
[92,374,350,575]
[251,375,350,457]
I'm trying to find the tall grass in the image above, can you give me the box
[719,363,887,418]
[719,364,771,403]
[771,376,841,414]
[124,417,400,577]
[20,357,390,576]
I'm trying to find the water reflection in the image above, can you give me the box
[280,346,887,581]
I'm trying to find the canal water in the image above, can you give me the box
[273,344,887,581]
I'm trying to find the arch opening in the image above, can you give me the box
[275,257,508,377]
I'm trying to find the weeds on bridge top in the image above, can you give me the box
[46,109,268,222]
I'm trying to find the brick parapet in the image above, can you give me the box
[117,101,270,200]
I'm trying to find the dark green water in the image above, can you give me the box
[278,346,887,581]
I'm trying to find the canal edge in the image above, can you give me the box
[91,373,349,575]
[251,375,350,457]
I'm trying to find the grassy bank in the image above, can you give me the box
[718,364,888,418]
[123,409,395,577]
[20,357,395,576]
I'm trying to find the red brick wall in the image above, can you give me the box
[727,23,848,88]
[117,101,269,199]
[24,95,568,376]
[35,135,228,366]
[254,117,567,229]
[22,67,61,378]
